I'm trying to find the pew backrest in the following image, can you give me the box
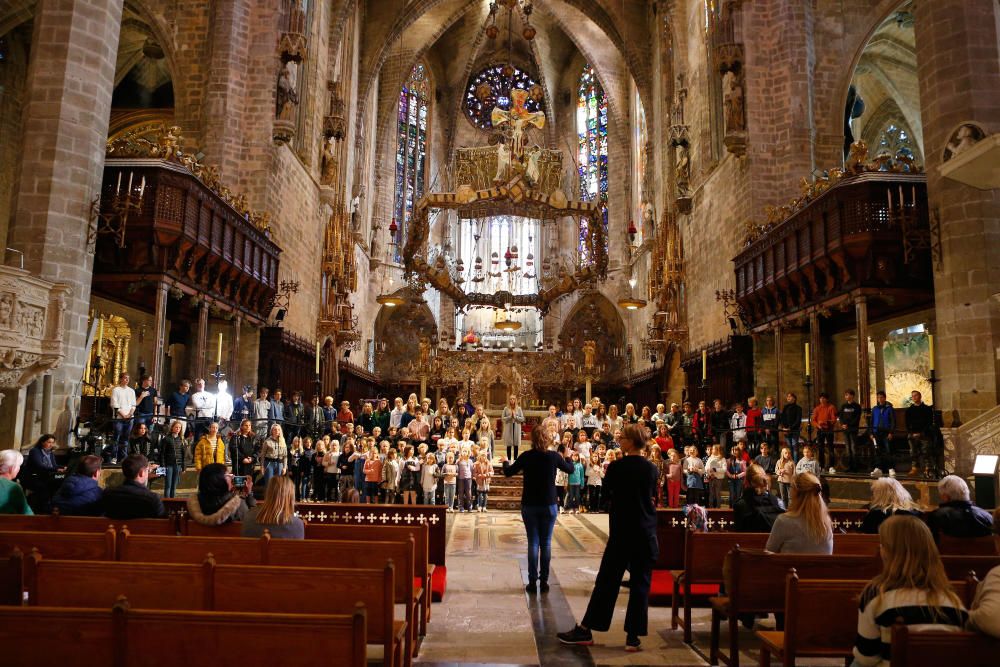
[939,534,998,556]
[940,555,1000,581]
[831,532,880,556]
[0,529,115,561]
[1,550,23,605]
[117,529,267,564]
[305,522,430,579]
[685,532,768,585]
[890,625,1000,667]
[0,514,177,535]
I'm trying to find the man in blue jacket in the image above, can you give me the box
[52,455,104,516]
[870,390,895,473]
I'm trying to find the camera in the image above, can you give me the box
[154,467,166,476]
[232,475,247,488]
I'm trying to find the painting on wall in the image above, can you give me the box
[881,326,932,407]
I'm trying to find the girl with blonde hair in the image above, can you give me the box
[259,423,288,484]
[853,515,967,666]
[194,421,226,471]
[765,472,833,553]
[241,475,305,539]
[861,476,921,534]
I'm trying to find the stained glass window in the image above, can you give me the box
[877,123,915,160]
[393,64,430,261]
[464,64,543,130]
[576,64,608,264]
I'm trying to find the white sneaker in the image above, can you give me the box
[828,466,837,475]
[870,468,883,479]
[888,468,896,478]
[483,508,488,513]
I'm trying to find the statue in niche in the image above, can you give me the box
[0,293,13,329]
[944,124,984,161]
[641,202,656,239]
[418,337,431,367]
[582,340,596,369]
[675,143,691,196]
[320,137,337,185]
[276,63,299,120]
[494,139,512,183]
[723,70,745,133]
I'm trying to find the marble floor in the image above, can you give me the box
[416,511,845,667]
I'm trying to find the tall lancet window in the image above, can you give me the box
[393,63,430,261]
[576,63,608,264]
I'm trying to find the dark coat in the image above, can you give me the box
[102,481,166,520]
[52,474,104,516]
[733,490,785,532]
[926,500,994,540]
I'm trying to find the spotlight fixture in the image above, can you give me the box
[617,296,647,311]
[376,294,405,307]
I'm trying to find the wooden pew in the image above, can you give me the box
[24,554,405,667]
[1,550,22,605]
[0,528,116,561]
[0,513,177,534]
[117,530,421,662]
[668,531,879,643]
[756,573,977,667]
[939,533,998,556]
[0,598,368,667]
[890,625,1000,667]
[709,548,883,667]
[941,554,1000,580]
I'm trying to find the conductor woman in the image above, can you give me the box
[501,425,575,593]
[557,424,659,652]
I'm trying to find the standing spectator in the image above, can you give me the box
[358,402,375,434]
[905,390,936,477]
[389,397,406,429]
[194,421,226,471]
[285,392,305,440]
[557,424,659,652]
[665,448,682,508]
[779,392,802,460]
[0,450,32,515]
[729,403,747,451]
[232,385,255,427]
[420,452,439,505]
[382,447,401,504]
[870,391,896,474]
[268,389,286,433]
[165,379,191,436]
[682,445,706,506]
[760,396,779,450]
[20,434,63,513]
[372,398,391,434]
[860,477,921,534]
[109,372,136,463]
[322,396,338,435]
[159,420,187,498]
[337,400,355,434]
[323,441,341,502]
[810,393,837,469]
[925,475,993,541]
[473,452,493,512]
[765,472,833,554]
[440,452,458,511]
[794,444,820,477]
[693,400,713,450]
[102,455,165,520]
[228,419,258,477]
[725,447,747,508]
[399,445,420,505]
[134,375,159,429]
[128,422,157,462]
[259,423,288,485]
[304,395,325,439]
[295,438,316,501]
[586,452,604,512]
[502,395,526,461]
[455,450,473,512]
[853,516,967,666]
[253,387,272,436]
[839,389,862,471]
[753,442,776,474]
[188,378,216,442]
[312,441,328,502]
[363,444,383,504]
[336,440,356,499]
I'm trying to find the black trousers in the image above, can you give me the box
[582,539,656,636]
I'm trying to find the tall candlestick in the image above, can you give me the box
[116,172,122,195]
[928,334,934,372]
[887,188,892,215]
[804,342,811,376]
[98,318,104,349]
[315,341,321,375]
[127,171,133,193]
[216,332,223,366]
[139,176,146,197]
[702,349,707,381]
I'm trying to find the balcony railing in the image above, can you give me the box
[733,172,932,329]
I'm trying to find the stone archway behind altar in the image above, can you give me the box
[468,358,531,409]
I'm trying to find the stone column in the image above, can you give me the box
[855,297,871,410]
[193,302,209,380]
[229,315,242,391]
[809,312,823,393]
[200,0,251,174]
[151,283,168,392]
[8,0,124,443]
[872,332,887,395]
[774,325,784,402]
[914,0,1000,423]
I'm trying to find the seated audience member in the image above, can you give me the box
[52,455,104,516]
[733,464,784,531]
[765,472,833,554]
[186,463,255,526]
[853,515,968,667]
[20,433,63,513]
[860,477,921,534]
[241,475,304,539]
[925,474,993,541]
[0,449,32,515]
[967,509,1000,638]
[102,455,165,520]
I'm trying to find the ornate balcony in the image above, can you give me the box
[733,172,934,330]
[92,160,281,323]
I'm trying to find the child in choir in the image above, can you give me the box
[555,445,569,512]
[725,446,747,507]
[586,452,604,513]
[682,445,706,505]
[456,449,474,512]
[795,444,819,476]
[381,447,401,504]
[705,444,727,508]
[473,452,492,512]
[420,453,438,505]
[665,448,682,508]
[776,446,794,508]
[567,451,585,513]
[363,443,384,504]
[576,430,591,461]
[441,452,458,512]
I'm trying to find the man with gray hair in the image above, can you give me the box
[0,449,32,514]
[925,474,993,542]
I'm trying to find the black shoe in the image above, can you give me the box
[526,582,537,594]
[557,625,594,646]
[539,582,550,593]
[625,635,641,652]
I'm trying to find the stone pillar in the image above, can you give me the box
[8,0,124,444]
[774,325,784,403]
[200,0,251,174]
[855,297,871,410]
[872,332,887,395]
[151,283,168,392]
[809,312,823,393]
[914,0,1000,422]
[193,302,209,380]
[230,315,242,391]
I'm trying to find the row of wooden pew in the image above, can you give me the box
[660,530,1000,667]
[0,513,439,667]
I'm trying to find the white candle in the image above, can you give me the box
[139,176,146,197]
[702,349,707,381]
[315,341,321,375]
[98,318,104,349]
[928,334,934,372]
[805,342,810,376]
[116,172,122,194]
[216,332,223,366]
[127,171,133,193]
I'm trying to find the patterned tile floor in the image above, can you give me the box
[417,511,845,666]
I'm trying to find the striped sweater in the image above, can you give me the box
[852,587,968,666]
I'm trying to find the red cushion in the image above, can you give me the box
[431,565,447,602]
[649,569,719,605]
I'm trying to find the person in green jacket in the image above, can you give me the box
[0,449,33,515]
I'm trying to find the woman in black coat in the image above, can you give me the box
[733,464,785,532]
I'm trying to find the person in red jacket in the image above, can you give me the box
[811,393,838,470]
[745,396,764,458]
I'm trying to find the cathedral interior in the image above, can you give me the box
[0,0,998,475]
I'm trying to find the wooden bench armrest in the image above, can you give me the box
[427,564,435,577]
[756,630,784,654]
[412,586,424,604]
[708,596,730,614]
[393,620,408,641]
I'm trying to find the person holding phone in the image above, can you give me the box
[186,463,255,526]
[558,424,659,653]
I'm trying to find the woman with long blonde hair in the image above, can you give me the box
[259,423,288,484]
[853,515,967,666]
[765,472,833,553]
[241,475,304,539]
[861,477,921,534]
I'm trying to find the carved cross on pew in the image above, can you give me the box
[305,512,315,521]
[391,514,402,524]
[428,515,440,524]
[317,512,328,521]
[367,513,377,523]
[379,513,390,523]
[354,512,365,522]
[404,515,414,524]
[417,516,427,524]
